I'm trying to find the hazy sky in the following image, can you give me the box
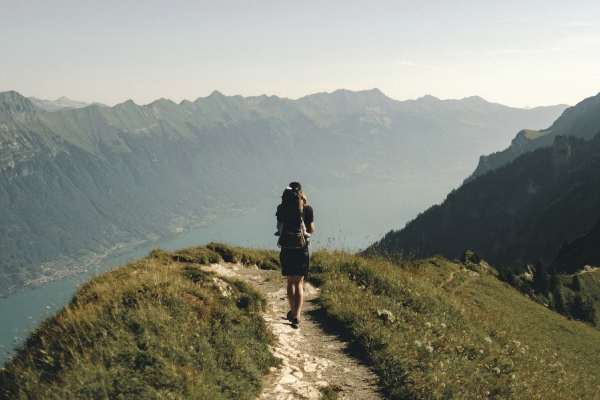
[1,0,599,107]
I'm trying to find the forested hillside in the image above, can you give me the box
[368,132,600,269]
[0,89,566,294]
[470,91,600,180]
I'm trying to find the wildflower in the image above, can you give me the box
[426,346,434,352]
[479,350,484,354]
[415,340,422,347]
[441,323,447,328]
[426,322,432,328]
[484,337,492,343]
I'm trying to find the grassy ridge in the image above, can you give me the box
[310,250,600,399]
[0,244,280,399]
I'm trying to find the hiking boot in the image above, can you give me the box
[286,311,293,321]
[291,317,300,329]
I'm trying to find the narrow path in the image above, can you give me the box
[201,262,383,400]
[438,269,457,289]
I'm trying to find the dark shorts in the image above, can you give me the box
[280,247,309,278]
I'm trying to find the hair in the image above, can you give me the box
[288,182,307,206]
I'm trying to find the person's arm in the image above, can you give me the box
[307,222,315,234]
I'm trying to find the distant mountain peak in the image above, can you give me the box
[463,95,487,102]
[419,94,440,101]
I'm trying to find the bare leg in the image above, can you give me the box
[287,276,296,315]
[291,276,304,319]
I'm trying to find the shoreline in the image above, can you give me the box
[0,207,259,299]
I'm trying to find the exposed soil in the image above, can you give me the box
[201,262,384,400]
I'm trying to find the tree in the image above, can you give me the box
[533,260,550,295]
[572,274,582,292]
[549,266,560,293]
[514,260,528,275]
[551,283,568,315]
[571,293,597,324]
[505,268,517,286]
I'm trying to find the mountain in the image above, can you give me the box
[367,128,600,268]
[0,89,566,295]
[469,92,600,180]
[27,96,108,111]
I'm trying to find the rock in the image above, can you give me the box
[279,374,299,385]
[212,277,232,297]
[377,309,395,323]
[304,361,318,372]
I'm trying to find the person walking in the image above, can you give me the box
[276,182,314,329]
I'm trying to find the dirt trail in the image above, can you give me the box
[201,262,383,400]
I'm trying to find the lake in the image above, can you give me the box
[0,181,455,365]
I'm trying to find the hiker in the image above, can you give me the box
[276,182,314,329]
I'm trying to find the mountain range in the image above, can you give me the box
[0,89,567,294]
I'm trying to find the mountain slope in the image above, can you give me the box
[0,90,567,294]
[309,250,600,398]
[470,92,600,180]
[555,218,600,273]
[368,132,600,267]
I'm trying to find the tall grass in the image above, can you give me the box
[0,245,278,399]
[310,250,600,399]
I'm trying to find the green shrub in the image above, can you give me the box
[207,242,280,270]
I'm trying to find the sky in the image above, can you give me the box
[1,0,599,108]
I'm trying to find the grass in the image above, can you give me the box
[318,383,342,399]
[206,242,281,270]
[309,250,600,399]
[0,244,279,399]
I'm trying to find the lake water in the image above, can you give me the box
[0,181,455,365]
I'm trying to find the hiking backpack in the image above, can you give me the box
[276,188,307,249]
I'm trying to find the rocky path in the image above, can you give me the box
[201,262,383,400]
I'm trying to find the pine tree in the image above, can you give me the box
[572,274,582,292]
[552,283,568,315]
[514,260,528,275]
[506,268,517,287]
[533,260,550,295]
[585,297,597,325]
[571,293,586,321]
[549,266,559,293]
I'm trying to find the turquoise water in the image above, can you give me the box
[0,181,455,365]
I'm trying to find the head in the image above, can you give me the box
[289,181,307,205]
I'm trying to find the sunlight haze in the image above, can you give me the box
[1,0,599,107]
